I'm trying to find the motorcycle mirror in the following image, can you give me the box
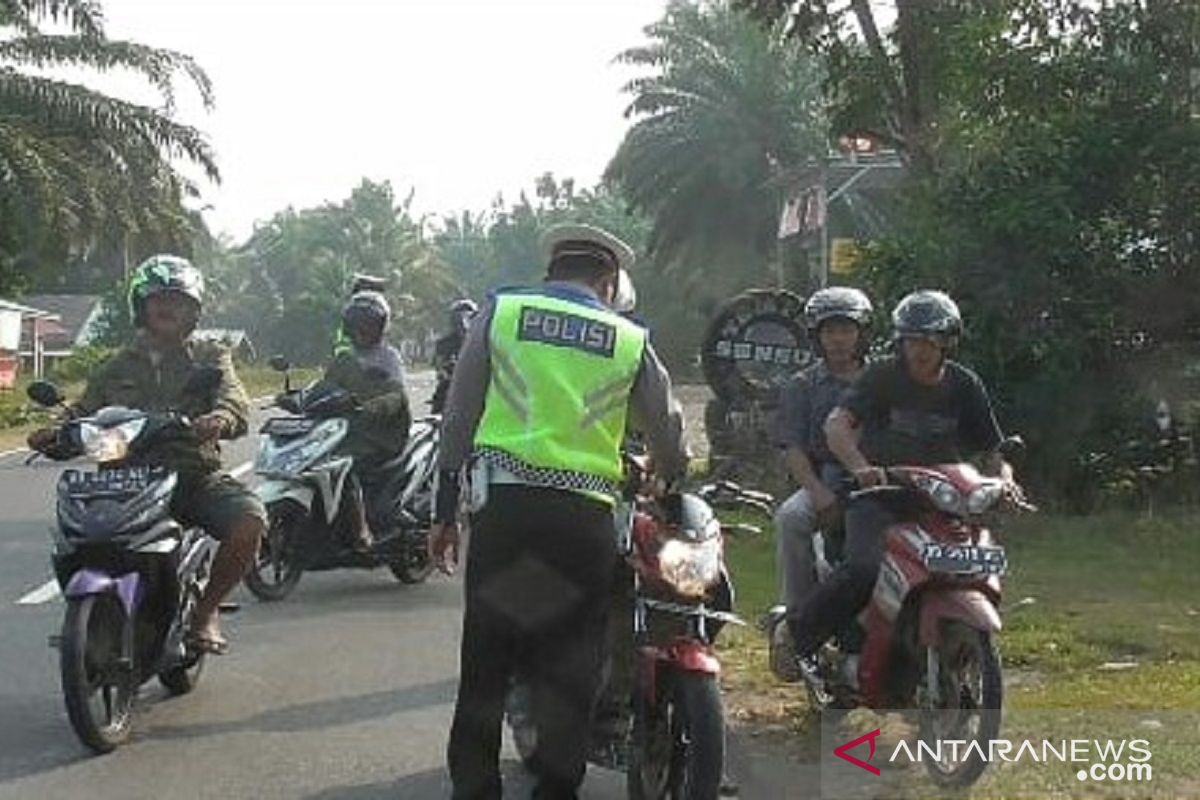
[26,380,64,408]
[268,354,291,373]
[998,435,1026,457]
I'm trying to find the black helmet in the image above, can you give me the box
[448,298,478,333]
[449,298,478,318]
[128,254,204,326]
[342,291,391,345]
[350,273,387,295]
[892,290,962,339]
[804,287,873,333]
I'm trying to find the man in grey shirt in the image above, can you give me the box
[768,287,873,682]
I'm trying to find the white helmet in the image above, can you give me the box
[612,268,637,315]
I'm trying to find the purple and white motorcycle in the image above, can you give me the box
[27,381,218,753]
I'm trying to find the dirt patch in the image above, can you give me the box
[676,382,714,460]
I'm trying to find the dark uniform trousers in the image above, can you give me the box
[449,484,619,800]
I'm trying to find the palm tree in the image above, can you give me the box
[0,0,217,272]
[606,0,826,278]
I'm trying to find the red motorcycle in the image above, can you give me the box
[769,460,1033,788]
[508,466,770,800]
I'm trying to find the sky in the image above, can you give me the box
[95,0,670,241]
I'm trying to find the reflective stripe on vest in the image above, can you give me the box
[473,290,647,500]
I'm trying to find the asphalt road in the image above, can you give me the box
[0,370,796,800]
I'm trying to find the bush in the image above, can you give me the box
[50,344,113,385]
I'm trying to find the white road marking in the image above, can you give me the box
[231,460,253,478]
[0,447,30,461]
[17,579,60,605]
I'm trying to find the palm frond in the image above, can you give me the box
[0,67,218,180]
[0,35,214,110]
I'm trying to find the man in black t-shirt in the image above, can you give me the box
[787,290,1017,684]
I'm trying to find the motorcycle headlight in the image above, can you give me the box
[966,481,1005,515]
[80,420,144,463]
[914,474,965,515]
[658,537,722,598]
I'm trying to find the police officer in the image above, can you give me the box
[28,255,266,655]
[769,287,872,682]
[429,223,688,800]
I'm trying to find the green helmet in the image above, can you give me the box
[128,254,204,325]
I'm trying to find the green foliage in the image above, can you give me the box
[49,342,112,384]
[607,1,826,271]
[204,179,449,365]
[0,0,216,289]
[744,0,1200,507]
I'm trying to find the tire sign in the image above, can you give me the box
[701,289,812,406]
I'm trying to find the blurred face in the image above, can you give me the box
[144,292,198,344]
[347,318,384,349]
[817,318,863,367]
[901,334,947,384]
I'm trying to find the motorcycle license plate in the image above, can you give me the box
[262,417,315,437]
[922,543,1007,576]
[64,466,154,498]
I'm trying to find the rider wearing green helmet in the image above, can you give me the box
[30,254,266,655]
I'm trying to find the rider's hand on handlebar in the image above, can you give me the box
[27,426,58,453]
[1003,479,1038,513]
[193,412,226,442]
[852,465,886,488]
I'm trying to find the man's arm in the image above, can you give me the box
[628,343,689,482]
[825,407,872,475]
[207,346,251,439]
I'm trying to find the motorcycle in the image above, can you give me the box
[507,457,771,800]
[765,458,1035,788]
[243,361,436,601]
[26,380,219,753]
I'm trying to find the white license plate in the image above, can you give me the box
[64,467,153,497]
[922,543,1007,576]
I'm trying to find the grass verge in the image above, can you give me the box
[718,506,1200,796]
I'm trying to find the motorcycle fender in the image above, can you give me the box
[311,458,353,525]
[258,479,315,512]
[664,639,721,675]
[64,569,142,618]
[919,589,1002,647]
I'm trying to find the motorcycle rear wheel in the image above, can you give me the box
[61,594,135,753]
[628,670,724,800]
[919,621,1003,788]
[245,499,306,601]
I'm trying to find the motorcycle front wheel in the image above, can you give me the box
[628,670,724,800]
[387,528,433,584]
[159,582,206,695]
[919,621,1003,788]
[60,594,135,753]
[244,499,306,601]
